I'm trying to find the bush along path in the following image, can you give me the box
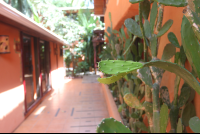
[96,0,200,133]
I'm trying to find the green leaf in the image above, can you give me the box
[157,20,173,37]
[160,103,169,133]
[168,32,180,48]
[125,18,143,38]
[150,2,158,34]
[161,43,176,61]
[96,118,132,133]
[189,116,200,133]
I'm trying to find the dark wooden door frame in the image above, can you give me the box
[21,32,52,115]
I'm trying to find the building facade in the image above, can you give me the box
[0,1,67,132]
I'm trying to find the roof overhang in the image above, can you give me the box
[94,0,106,16]
[0,0,70,46]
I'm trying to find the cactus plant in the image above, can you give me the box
[161,43,176,61]
[123,93,144,110]
[181,15,200,79]
[98,60,200,94]
[177,118,183,133]
[160,103,169,133]
[168,32,180,48]
[189,116,200,133]
[96,118,132,133]
[153,0,188,7]
[184,0,200,41]
[98,0,200,133]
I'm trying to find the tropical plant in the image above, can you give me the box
[97,0,200,133]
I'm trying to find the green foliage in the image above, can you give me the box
[189,116,200,133]
[125,19,143,38]
[168,32,180,48]
[182,103,196,126]
[161,43,176,61]
[177,118,183,133]
[184,0,200,41]
[181,16,200,79]
[77,61,89,73]
[137,67,153,87]
[157,20,173,37]
[98,60,200,94]
[153,0,188,7]
[141,0,150,20]
[129,0,144,4]
[160,86,171,108]
[150,2,158,34]
[178,87,191,108]
[96,118,132,133]
[123,93,144,110]
[135,121,149,132]
[160,104,169,133]
[98,60,143,75]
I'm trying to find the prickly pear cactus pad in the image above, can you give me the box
[181,16,200,79]
[185,0,200,41]
[98,60,143,75]
[153,0,188,7]
[97,73,127,84]
[129,0,144,4]
[144,61,200,95]
[189,116,200,133]
[96,118,132,133]
[160,103,169,133]
[124,93,144,110]
[124,18,143,38]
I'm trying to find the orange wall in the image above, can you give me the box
[0,22,66,133]
[0,22,24,133]
[105,1,200,133]
[105,0,139,31]
[50,43,65,90]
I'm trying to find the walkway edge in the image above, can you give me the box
[101,83,123,123]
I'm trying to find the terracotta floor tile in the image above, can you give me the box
[80,118,96,126]
[14,78,110,133]
[79,127,97,133]
[62,128,80,133]
[47,123,64,131]
[13,125,33,133]
[50,118,67,125]
[19,119,38,127]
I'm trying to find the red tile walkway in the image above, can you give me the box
[13,77,109,133]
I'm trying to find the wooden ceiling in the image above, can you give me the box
[94,0,106,15]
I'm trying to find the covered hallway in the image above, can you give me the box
[13,76,109,133]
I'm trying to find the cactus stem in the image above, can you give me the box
[139,2,148,61]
